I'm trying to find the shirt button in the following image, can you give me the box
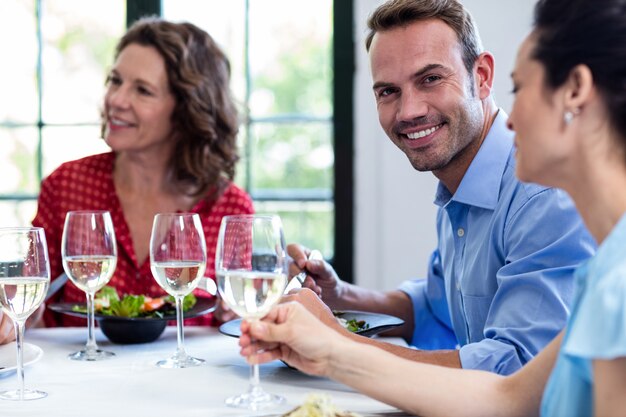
[457,228,465,237]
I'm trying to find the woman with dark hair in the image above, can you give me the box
[239,0,626,415]
[31,17,253,328]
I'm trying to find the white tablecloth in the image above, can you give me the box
[0,327,410,417]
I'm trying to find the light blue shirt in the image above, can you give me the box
[541,213,626,416]
[399,111,596,375]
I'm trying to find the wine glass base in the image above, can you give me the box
[0,389,47,401]
[68,349,115,361]
[156,355,204,369]
[225,391,285,410]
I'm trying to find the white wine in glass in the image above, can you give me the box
[61,211,117,361]
[151,260,205,297]
[0,227,50,401]
[150,213,206,368]
[219,270,287,320]
[216,214,288,410]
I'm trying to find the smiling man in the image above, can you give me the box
[288,0,596,375]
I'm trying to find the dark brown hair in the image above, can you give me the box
[108,17,239,198]
[365,0,483,75]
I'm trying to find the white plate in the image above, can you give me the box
[0,343,43,378]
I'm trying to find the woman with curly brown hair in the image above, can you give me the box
[31,17,253,329]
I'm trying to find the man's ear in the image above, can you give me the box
[563,64,593,111]
[474,52,495,100]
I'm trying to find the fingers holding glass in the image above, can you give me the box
[216,214,287,410]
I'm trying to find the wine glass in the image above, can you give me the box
[150,213,206,368]
[215,214,288,410]
[61,211,117,361]
[0,227,50,401]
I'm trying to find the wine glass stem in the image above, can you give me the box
[14,320,26,400]
[248,319,262,395]
[86,292,98,353]
[249,363,262,395]
[175,296,186,358]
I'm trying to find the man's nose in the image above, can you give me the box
[397,89,428,122]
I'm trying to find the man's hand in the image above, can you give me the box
[287,243,344,306]
[239,302,346,376]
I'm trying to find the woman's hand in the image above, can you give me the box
[239,301,345,376]
[213,298,238,323]
[0,311,15,345]
[281,288,345,332]
[0,305,46,345]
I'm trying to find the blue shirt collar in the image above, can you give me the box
[434,110,513,210]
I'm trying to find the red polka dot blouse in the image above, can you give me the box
[33,152,254,327]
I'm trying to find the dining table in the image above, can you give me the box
[0,326,412,417]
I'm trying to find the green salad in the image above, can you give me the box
[71,286,196,318]
[333,311,370,333]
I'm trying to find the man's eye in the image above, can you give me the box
[424,75,442,84]
[378,88,396,98]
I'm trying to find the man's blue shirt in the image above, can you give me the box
[399,111,596,375]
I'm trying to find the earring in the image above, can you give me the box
[564,108,580,125]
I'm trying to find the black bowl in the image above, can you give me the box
[98,316,168,344]
[48,298,217,344]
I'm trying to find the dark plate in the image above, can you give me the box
[48,298,216,344]
[48,297,216,322]
[219,310,404,338]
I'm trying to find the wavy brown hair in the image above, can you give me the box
[106,17,239,198]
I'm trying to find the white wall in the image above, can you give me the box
[354,0,536,290]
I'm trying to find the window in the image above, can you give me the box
[163,0,335,258]
[0,0,124,225]
[0,0,353,281]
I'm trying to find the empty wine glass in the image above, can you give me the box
[62,211,117,361]
[0,227,50,401]
[150,213,206,368]
[215,214,288,410]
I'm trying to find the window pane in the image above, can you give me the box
[251,122,333,190]
[248,0,332,117]
[0,0,38,124]
[0,200,38,228]
[41,126,110,177]
[41,0,125,124]
[162,0,247,105]
[0,127,39,195]
[255,201,334,259]
[162,0,336,260]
